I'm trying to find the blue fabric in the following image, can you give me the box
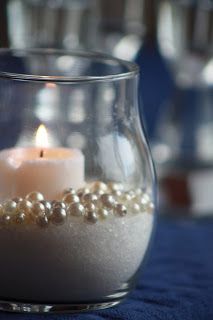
[0,217,213,320]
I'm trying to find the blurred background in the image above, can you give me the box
[0,0,212,218]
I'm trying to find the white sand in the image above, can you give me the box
[0,212,153,303]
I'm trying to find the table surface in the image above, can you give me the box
[0,216,212,320]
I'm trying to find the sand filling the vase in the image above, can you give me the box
[0,182,154,302]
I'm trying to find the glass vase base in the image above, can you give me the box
[0,299,122,314]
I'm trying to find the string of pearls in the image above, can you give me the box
[0,182,154,228]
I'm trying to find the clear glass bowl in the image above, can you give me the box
[0,49,155,313]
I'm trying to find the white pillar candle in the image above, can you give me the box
[0,125,85,200]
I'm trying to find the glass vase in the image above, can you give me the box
[0,49,155,313]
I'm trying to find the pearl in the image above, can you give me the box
[129,190,136,198]
[138,193,150,206]
[32,202,46,216]
[77,188,90,199]
[82,193,98,204]
[12,197,23,203]
[67,202,85,217]
[52,201,66,209]
[147,202,155,214]
[141,193,150,204]
[0,214,11,225]
[40,200,52,210]
[112,190,123,198]
[94,189,105,196]
[50,207,67,225]
[108,182,124,191]
[17,200,33,215]
[114,204,127,217]
[84,202,96,212]
[100,194,115,209]
[40,200,52,217]
[63,188,76,196]
[15,212,26,224]
[36,215,49,228]
[26,191,44,202]
[3,200,17,215]
[0,187,152,226]
[63,194,80,204]
[140,194,151,212]
[91,181,108,192]
[120,193,132,203]
[98,208,109,219]
[84,211,98,224]
[131,203,141,214]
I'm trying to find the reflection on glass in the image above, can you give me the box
[7,0,99,49]
[100,0,146,60]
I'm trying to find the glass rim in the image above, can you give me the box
[0,48,139,83]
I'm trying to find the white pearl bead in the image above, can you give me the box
[0,214,11,225]
[77,188,90,198]
[131,203,141,214]
[67,202,85,217]
[98,208,109,219]
[63,188,76,196]
[100,194,115,209]
[52,201,66,209]
[36,215,49,228]
[50,207,67,225]
[26,191,44,202]
[17,200,33,215]
[140,193,150,205]
[114,204,127,216]
[40,200,52,210]
[15,212,26,224]
[147,202,155,214]
[63,194,80,204]
[84,202,96,212]
[120,193,132,203]
[85,211,98,224]
[3,200,17,215]
[91,181,108,192]
[139,194,151,212]
[112,190,123,198]
[82,193,98,204]
[108,182,124,192]
[129,190,136,199]
[12,197,23,203]
[40,200,52,217]
[94,189,105,196]
[32,202,46,216]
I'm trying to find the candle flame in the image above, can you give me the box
[35,124,49,148]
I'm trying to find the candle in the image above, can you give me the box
[0,125,85,200]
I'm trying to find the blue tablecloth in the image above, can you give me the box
[0,217,212,320]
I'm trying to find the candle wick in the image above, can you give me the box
[40,150,44,158]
